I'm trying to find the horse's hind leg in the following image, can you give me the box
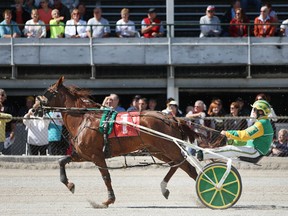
[161,166,178,199]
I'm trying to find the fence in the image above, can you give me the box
[1,116,287,156]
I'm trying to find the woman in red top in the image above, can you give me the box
[229,8,250,37]
[38,0,52,37]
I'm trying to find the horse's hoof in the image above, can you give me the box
[67,182,75,194]
[88,200,108,209]
[163,189,170,199]
[102,198,115,207]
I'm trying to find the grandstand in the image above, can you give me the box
[0,0,288,114]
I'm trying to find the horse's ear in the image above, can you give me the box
[56,76,65,87]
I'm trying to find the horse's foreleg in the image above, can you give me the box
[58,155,75,193]
[161,166,178,199]
[99,170,115,207]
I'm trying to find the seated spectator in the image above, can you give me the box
[280,19,288,37]
[254,6,276,37]
[12,0,31,32]
[0,106,13,155]
[38,0,52,37]
[0,9,21,38]
[77,2,90,22]
[34,0,53,8]
[264,1,278,23]
[199,5,221,38]
[53,0,70,24]
[138,97,148,112]
[168,101,183,117]
[221,0,241,36]
[141,8,164,38]
[18,96,35,116]
[127,95,141,111]
[148,98,157,111]
[229,8,250,37]
[240,0,262,13]
[271,129,288,157]
[49,9,65,38]
[61,0,79,12]
[86,7,110,38]
[116,8,137,38]
[23,0,36,14]
[101,96,113,109]
[162,97,175,114]
[186,100,206,126]
[23,9,46,38]
[65,8,87,38]
[109,93,125,112]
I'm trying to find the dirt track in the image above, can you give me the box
[1,166,288,216]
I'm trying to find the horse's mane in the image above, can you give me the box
[66,85,92,98]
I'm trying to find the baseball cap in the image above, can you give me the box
[169,100,178,106]
[148,8,156,13]
[207,5,215,11]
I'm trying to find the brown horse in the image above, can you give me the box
[41,76,208,207]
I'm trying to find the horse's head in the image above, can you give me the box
[42,76,66,107]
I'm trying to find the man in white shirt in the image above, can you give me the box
[86,7,110,38]
[280,19,288,37]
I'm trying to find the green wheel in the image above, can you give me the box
[196,162,242,209]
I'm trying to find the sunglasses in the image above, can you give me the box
[207,10,215,13]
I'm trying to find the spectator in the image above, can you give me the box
[235,97,250,116]
[23,0,36,14]
[199,5,221,38]
[86,7,110,38]
[49,9,65,38]
[186,100,206,126]
[47,111,66,155]
[23,9,46,38]
[0,89,16,155]
[101,96,113,109]
[77,2,90,22]
[168,101,183,117]
[148,98,157,111]
[34,0,53,8]
[65,8,87,38]
[254,6,276,37]
[109,93,125,112]
[207,101,225,131]
[12,0,31,32]
[224,101,247,131]
[221,0,241,36]
[280,18,288,37]
[240,0,262,13]
[53,0,70,24]
[23,97,51,155]
[162,97,175,114]
[38,0,52,37]
[61,0,79,12]
[271,129,288,157]
[0,106,13,155]
[0,9,21,38]
[138,97,148,112]
[264,2,278,23]
[229,7,250,37]
[141,8,164,38]
[116,8,137,38]
[127,95,141,111]
[18,96,35,116]
[185,105,194,115]
[211,98,226,116]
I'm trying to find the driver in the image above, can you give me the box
[198,100,274,160]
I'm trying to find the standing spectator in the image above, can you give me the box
[61,0,79,12]
[12,0,31,32]
[18,96,35,116]
[47,111,66,155]
[23,9,46,38]
[34,0,53,8]
[101,96,113,109]
[0,106,13,154]
[138,97,148,112]
[199,5,221,38]
[162,97,175,114]
[127,95,141,111]
[49,9,65,38]
[264,2,278,23]
[207,101,225,131]
[0,89,16,155]
[229,8,250,37]
[167,101,183,117]
[211,98,226,116]
[254,6,276,37]
[38,0,52,37]
[23,0,36,14]
[116,8,137,38]
[224,101,247,131]
[109,93,125,112]
[141,8,164,38]
[271,129,288,157]
[186,100,206,126]
[280,18,288,37]
[0,9,21,38]
[53,0,71,24]
[240,0,262,13]
[23,97,51,155]
[86,7,110,38]
[148,98,157,111]
[235,97,250,116]
[221,0,241,36]
[65,8,87,38]
[77,2,90,22]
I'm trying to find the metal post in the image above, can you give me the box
[247,25,252,78]
[91,65,96,79]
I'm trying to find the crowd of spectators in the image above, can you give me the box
[1,0,288,38]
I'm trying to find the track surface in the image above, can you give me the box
[0,167,288,216]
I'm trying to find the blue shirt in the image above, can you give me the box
[0,20,21,38]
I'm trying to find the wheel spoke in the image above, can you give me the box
[209,190,218,205]
[222,179,238,188]
[200,176,215,186]
[221,188,237,197]
[200,186,216,195]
